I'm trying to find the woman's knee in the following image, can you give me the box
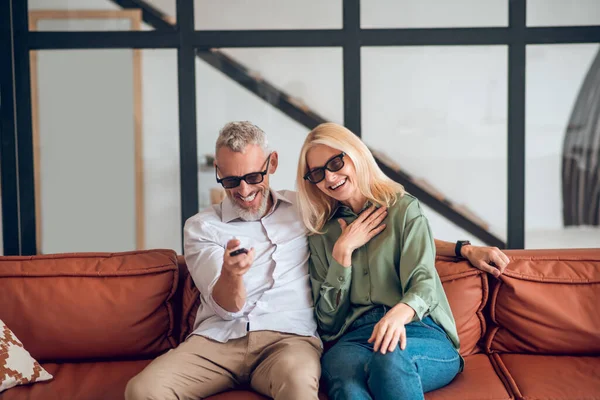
[367,349,415,377]
[327,379,369,399]
[321,343,359,374]
[322,352,370,399]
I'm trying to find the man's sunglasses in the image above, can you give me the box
[304,152,346,184]
[215,153,272,189]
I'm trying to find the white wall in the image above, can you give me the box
[33,0,600,30]
[359,0,600,28]
[361,0,507,28]
[10,0,598,254]
[28,0,182,252]
[140,50,181,252]
[527,0,600,26]
[362,45,508,241]
[31,48,181,253]
[194,0,342,30]
[36,48,137,254]
[29,0,172,30]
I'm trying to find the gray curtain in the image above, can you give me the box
[562,48,600,226]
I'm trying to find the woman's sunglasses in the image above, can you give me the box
[304,152,346,184]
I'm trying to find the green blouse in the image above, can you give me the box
[308,193,460,353]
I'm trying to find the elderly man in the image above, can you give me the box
[125,121,509,400]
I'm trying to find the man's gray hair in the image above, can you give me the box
[216,121,269,154]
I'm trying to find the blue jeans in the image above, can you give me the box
[321,306,461,400]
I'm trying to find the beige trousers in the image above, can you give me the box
[125,331,322,400]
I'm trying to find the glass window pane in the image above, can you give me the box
[362,46,508,245]
[527,0,600,27]
[526,44,600,248]
[195,0,342,30]
[218,48,344,125]
[195,47,343,209]
[361,0,507,28]
[422,204,487,247]
[29,0,176,31]
[32,49,181,253]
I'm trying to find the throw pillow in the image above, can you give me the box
[1,319,53,393]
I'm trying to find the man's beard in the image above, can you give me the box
[231,187,270,221]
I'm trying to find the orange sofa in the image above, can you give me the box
[1,248,598,400]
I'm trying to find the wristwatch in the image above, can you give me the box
[455,240,471,258]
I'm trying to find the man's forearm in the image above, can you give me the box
[212,272,246,312]
[434,239,455,257]
[434,239,472,258]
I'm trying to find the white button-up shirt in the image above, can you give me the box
[183,189,319,343]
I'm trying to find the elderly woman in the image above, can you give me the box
[296,122,463,400]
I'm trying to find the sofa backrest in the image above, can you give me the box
[0,250,179,362]
[178,255,489,357]
[2,248,597,362]
[485,249,600,355]
[434,256,488,356]
[177,255,201,343]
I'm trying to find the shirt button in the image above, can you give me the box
[363,269,369,275]
[338,276,344,282]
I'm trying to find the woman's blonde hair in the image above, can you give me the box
[297,122,405,234]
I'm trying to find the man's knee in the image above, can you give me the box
[284,365,320,386]
[124,373,175,400]
[275,373,319,400]
[269,352,320,398]
[125,375,148,400]
[278,355,320,384]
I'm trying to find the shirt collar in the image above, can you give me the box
[332,199,373,219]
[221,189,292,223]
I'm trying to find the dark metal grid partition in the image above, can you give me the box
[2,0,600,254]
[0,0,20,256]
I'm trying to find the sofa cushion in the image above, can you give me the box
[0,359,151,400]
[0,250,179,362]
[425,354,512,400]
[493,354,600,400]
[435,257,488,356]
[486,249,600,354]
